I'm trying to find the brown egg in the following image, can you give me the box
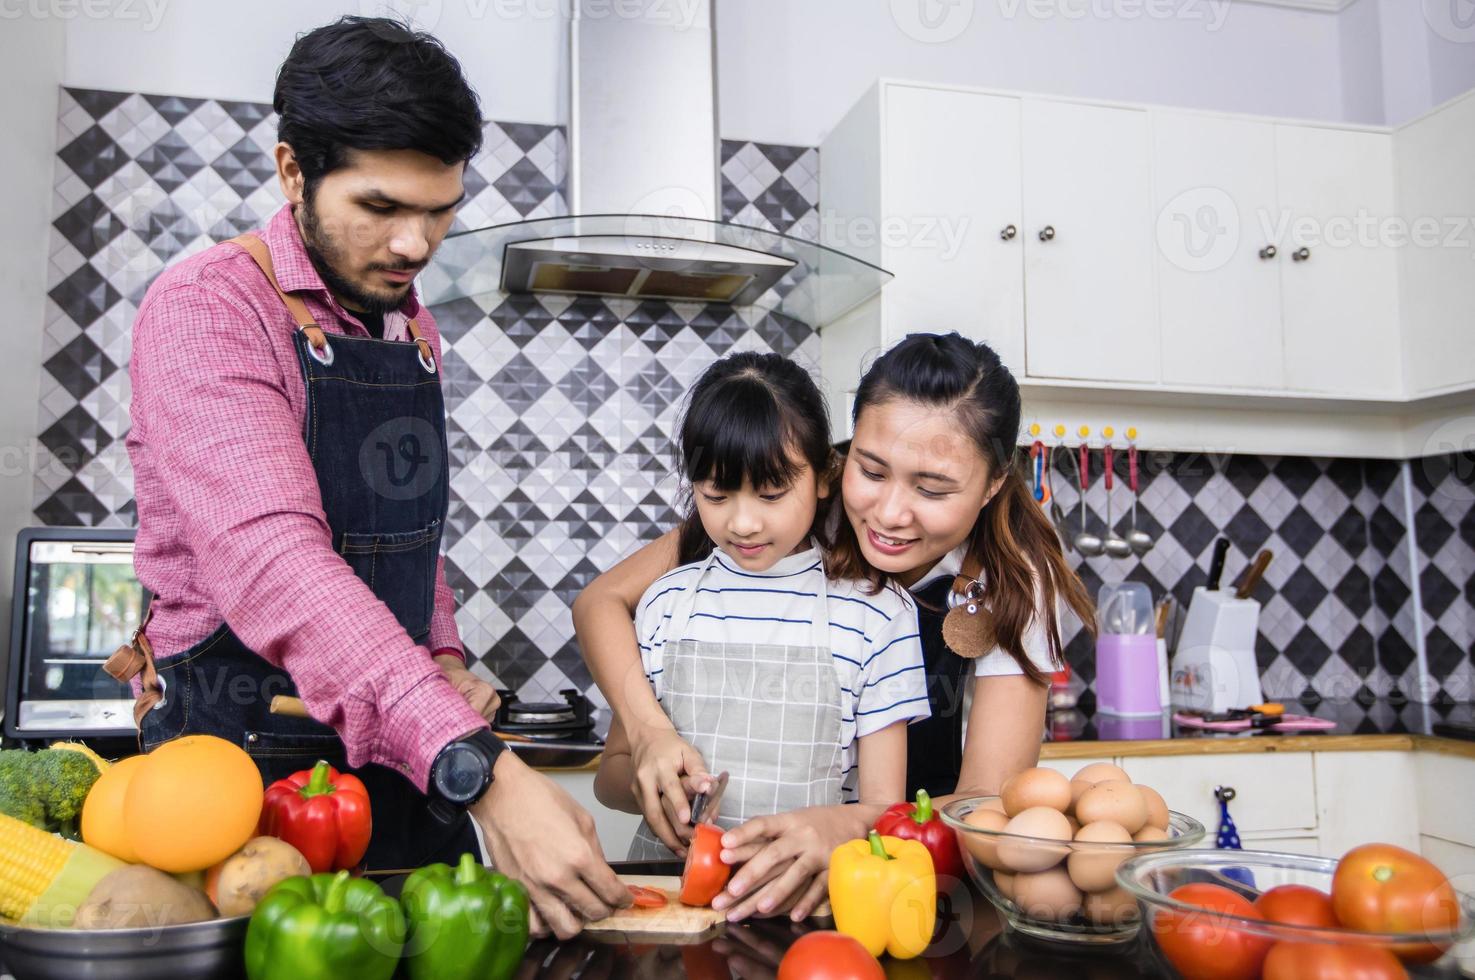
[962,806,1010,870]
[1075,780,1148,835]
[1084,885,1140,926]
[1072,762,1131,785]
[1001,767,1072,816]
[993,869,1016,901]
[1138,784,1170,830]
[999,807,1073,873]
[1067,779,1092,816]
[1133,825,1169,843]
[1067,821,1133,892]
[1012,866,1084,922]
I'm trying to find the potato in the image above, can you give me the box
[75,865,216,929]
[205,837,312,917]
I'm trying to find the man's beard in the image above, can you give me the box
[298,194,418,315]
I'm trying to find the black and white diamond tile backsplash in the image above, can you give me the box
[36,87,1474,710]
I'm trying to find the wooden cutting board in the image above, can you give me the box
[583,874,834,944]
[583,875,726,942]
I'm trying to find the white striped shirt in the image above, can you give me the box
[636,545,930,802]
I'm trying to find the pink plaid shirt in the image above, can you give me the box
[127,204,489,789]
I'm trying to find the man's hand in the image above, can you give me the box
[470,750,630,939]
[434,653,501,721]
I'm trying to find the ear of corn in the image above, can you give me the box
[0,811,125,927]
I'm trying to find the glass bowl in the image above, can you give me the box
[939,795,1207,945]
[1116,849,1475,975]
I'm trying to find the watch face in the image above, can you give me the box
[435,743,487,802]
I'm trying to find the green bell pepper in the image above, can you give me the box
[244,870,405,980]
[401,852,530,980]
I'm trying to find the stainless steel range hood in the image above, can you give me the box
[420,0,890,325]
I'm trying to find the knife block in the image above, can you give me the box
[1170,587,1263,713]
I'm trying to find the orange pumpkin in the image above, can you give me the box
[81,754,149,862]
[124,735,264,873]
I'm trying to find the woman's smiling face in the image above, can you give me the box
[842,397,998,587]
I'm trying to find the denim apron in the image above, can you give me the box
[627,546,845,860]
[131,234,479,872]
[905,577,970,800]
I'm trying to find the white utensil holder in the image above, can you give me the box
[1170,586,1263,713]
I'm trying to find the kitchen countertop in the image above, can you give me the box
[1039,695,1475,761]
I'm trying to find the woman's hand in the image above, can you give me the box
[628,726,711,856]
[711,804,882,922]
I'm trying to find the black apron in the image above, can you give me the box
[136,235,478,872]
[905,577,971,799]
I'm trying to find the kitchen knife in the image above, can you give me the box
[689,770,729,826]
[1206,538,1230,591]
[1235,549,1274,600]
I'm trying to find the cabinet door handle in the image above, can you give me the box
[1001,224,1018,241]
[1258,245,1277,260]
[1292,247,1311,262]
[1038,225,1056,242]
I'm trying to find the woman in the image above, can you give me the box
[573,333,1094,921]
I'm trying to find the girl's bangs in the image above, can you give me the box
[683,383,803,492]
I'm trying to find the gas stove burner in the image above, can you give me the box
[493,688,596,743]
[508,704,577,725]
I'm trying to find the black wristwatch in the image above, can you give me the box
[428,728,506,816]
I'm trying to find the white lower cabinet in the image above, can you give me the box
[1118,753,1318,840]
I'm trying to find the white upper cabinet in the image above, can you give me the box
[881,84,1025,371]
[1275,125,1402,397]
[1020,99,1159,385]
[1152,111,1285,390]
[819,79,1475,451]
[1396,90,1475,398]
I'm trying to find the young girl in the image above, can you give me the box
[591,351,929,860]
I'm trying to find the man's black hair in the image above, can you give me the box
[274,16,483,193]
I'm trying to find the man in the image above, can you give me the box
[119,16,627,937]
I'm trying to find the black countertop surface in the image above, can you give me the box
[1042,693,1475,748]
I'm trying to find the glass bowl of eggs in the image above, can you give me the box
[939,762,1207,945]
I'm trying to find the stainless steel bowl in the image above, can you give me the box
[0,914,249,980]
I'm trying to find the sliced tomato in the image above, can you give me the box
[628,884,668,909]
[680,822,731,907]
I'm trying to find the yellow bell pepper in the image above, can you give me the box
[828,830,936,959]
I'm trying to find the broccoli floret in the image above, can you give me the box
[0,746,105,838]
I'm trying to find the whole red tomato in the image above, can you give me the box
[1254,884,1338,928]
[1151,883,1272,980]
[778,931,885,980]
[1263,941,1408,980]
[1332,844,1460,963]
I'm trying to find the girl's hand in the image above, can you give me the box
[628,727,711,855]
[711,804,880,922]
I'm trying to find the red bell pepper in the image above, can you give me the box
[258,760,372,873]
[873,789,962,882]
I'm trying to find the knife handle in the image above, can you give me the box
[1236,549,1274,600]
[1206,538,1230,591]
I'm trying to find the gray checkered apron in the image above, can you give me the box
[627,548,846,860]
